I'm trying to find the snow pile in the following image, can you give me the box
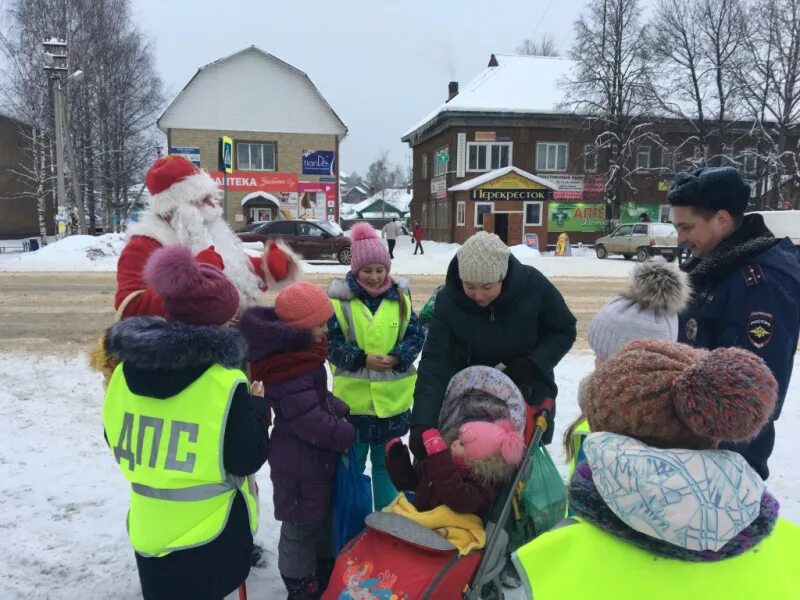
[1,350,798,598]
[0,233,125,272]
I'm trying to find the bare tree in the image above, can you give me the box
[515,34,559,57]
[563,0,657,220]
[366,150,406,195]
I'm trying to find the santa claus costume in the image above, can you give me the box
[115,155,300,318]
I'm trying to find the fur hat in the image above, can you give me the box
[585,340,778,450]
[145,156,220,216]
[459,419,525,466]
[350,223,391,274]
[667,166,751,216]
[457,231,510,284]
[143,245,239,326]
[274,281,334,330]
[587,263,690,359]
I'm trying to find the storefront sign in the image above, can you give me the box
[583,174,607,195]
[547,202,606,232]
[657,180,671,192]
[542,174,584,200]
[471,188,546,201]
[210,171,298,192]
[524,233,539,250]
[456,133,466,178]
[431,176,447,195]
[301,150,335,176]
[435,190,447,199]
[234,211,244,223]
[555,233,572,256]
[475,131,496,142]
[169,146,200,167]
[327,200,336,208]
[621,202,660,224]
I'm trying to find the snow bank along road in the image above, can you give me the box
[0,272,629,354]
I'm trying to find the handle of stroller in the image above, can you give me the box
[464,398,554,599]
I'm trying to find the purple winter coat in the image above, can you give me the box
[240,307,356,525]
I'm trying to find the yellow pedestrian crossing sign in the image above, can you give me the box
[219,136,233,174]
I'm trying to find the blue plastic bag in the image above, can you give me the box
[331,451,372,554]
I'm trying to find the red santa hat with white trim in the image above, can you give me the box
[145,156,220,216]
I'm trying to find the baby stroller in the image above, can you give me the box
[322,366,558,600]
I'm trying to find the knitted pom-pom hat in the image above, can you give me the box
[350,222,391,274]
[274,281,334,330]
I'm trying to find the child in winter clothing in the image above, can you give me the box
[385,419,524,515]
[418,284,445,332]
[240,282,356,600]
[563,261,690,477]
[102,246,269,600]
[327,223,425,511]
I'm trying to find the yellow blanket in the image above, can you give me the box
[384,494,486,556]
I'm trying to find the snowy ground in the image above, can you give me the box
[0,233,639,278]
[0,351,798,599]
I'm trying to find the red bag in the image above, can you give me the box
[323,513,483,600]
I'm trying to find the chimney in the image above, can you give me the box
[447,81,459,102]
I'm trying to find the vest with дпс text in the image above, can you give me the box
[103,363,258,557]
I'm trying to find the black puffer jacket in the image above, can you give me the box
[412,255,577,444]
[104,317,269,600]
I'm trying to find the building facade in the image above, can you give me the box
[158,46,347,229]
[402,54,797,247]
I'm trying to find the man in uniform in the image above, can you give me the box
[668,166,800,479]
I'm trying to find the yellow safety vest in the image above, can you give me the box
[513,516,800,600]
[567,418,591,480]
[331,294,417,417]
[103,363,259,557]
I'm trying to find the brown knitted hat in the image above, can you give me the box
[585,339,778,450]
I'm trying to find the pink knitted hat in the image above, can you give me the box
[350,223,391,274]
[143,245,239,326]
[459,419,525,466]
[275,282,334,330]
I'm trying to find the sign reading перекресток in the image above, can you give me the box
[302,150,335,176]
[470,188,547,201]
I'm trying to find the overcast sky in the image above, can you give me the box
[132,0,586,177]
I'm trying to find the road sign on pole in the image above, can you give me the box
[218,136,233,220]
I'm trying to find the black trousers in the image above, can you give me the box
[414,240,424,254]
[387,238,396,258]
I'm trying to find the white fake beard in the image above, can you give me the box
[170,201,263,308]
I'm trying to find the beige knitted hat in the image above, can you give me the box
[457,232,510,284]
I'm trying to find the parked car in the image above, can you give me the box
[237,220,351,264]
[594,222,678,262]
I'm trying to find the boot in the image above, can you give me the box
[317,558,336,591]
[282,575,321,600]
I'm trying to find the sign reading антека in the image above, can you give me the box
[302,150,335,176]
[170,147,200,167]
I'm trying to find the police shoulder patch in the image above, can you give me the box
[741,265,766,287]
[747,311,773,349]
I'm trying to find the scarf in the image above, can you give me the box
[570,461,779,562]
[253,338,329,384]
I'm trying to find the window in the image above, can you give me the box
[632,224,648,235]
[467,142,512,172]
[524,201,543,226]
[612,225,634,237]
[456,201,466,226]
[636,146,651,170]
[297,222,325,236]
[741,148,757,176]
[661,147,675,170]
[434,146,449,176]
[536,142,568,172]
[266,221,295,235]
[436,199,450,228]
[422,153,428,180]
[584,144,597,173]
[475,202,493,227]
[237,142,275,171]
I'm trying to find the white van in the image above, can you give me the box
[749,211,800,246]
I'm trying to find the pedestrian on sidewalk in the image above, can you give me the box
[412,221,425,255]
[381,218,402,259]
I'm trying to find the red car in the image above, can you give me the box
[237,220,352,265]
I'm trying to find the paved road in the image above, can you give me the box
[0,272,624,355]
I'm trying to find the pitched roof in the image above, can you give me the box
[448,166,560,191]
[402,53,574,141]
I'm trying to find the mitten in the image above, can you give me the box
[385,438,406,459]
[422,429,447,455]
[409,424,429,461]
[265,241,288,281]
[194,245,224,270]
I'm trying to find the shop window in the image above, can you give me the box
[422,153,428,180]
[467,142,512,172]
[536,142,568,172]
[237,142,275,171]
[584,143,597,173]
[524,201,543,226]
[475,202,493,227]
[636,146,651,170]
[456,201,466,226]
[434,147,449,176]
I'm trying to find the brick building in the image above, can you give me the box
[158,46,347,228]
[402,53,794,247]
